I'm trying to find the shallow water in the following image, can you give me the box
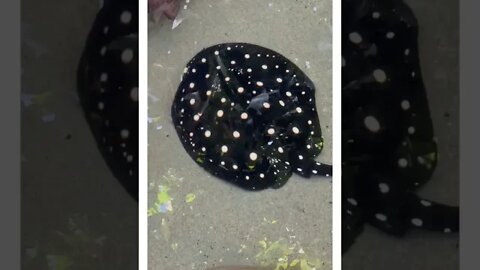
[148,1,332,269]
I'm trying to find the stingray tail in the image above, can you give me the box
[404,193,459,233]
[309,161,333,177]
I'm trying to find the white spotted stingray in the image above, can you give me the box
[342,0,458,252]
[172,43,332,191]
[77,0,138,200]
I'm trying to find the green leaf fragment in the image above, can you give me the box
[157,186,171,204]
[185,193,196,203]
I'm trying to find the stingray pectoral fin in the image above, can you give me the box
[269,159,292,189]
[405,193,459,233]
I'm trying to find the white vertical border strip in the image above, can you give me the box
[139,0,148,269]
[332,0,342,269]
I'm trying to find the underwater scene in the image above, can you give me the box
[148,1,332,269]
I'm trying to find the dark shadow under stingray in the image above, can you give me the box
[77,0,139,200]
[342,0,459,252]
[172,43,332,191]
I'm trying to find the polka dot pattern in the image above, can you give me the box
[342,0,458,252]
[77,0,138,200]
[171,43,331,191]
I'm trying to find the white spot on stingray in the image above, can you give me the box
[262,65,268,70]
[189,99,196,105]
[278,147,284,153]
[411,218,423,227]
[217,110,224,117]
[263,102,271,109]
[292,127,300,134]
[237,87,245,93]
[373,69,387,83]
[267,128,275,135]
[130,87,138,101]
[347,198,358,206]
[256,81,264,87]
[225,77,231,82]
[296,107,303,113]
[233,131,240,138]
[204,130,211,137]
[401,100,411,110]
[241,112,248,120]
[375,213,387,222]
[247,68,252,73]
[349,32,362,44]
[100,73,108,82]
[214,50,219,55]
[420,200,432,207]
[221,145,228,153]
[386,32,395,39]
[398,158,408,168]
[379,183,390,193]
[189,82,195,88]
[201,58,206,63]
[249,152,258,161]
[120,129,130,139]
[120,10,132,24]
[121,49,134,63]
[276,78,283,83]
[364,116,380,132]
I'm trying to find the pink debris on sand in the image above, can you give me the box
[148,0,181,21]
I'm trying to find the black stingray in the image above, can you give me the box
[172,43,332,190]
[342,0,459,252]
[77,0,138,200]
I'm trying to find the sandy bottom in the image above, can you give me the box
[148,1,332,270]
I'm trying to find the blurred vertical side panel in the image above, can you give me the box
[341,0,459,269]
[21,0,138,269]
